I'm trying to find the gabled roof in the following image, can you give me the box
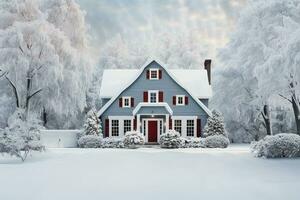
[98,59,212,117]
[100,68,212,99]
[133,103,173,115]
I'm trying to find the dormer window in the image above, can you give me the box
[149,69,159,80]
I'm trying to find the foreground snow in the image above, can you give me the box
[0,145,300,200]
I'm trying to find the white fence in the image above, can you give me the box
[41,130,80,148]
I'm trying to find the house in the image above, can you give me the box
[98,59,212,143]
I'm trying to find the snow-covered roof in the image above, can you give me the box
[98,59,212,117]
[133,103,173,115]
[100,69,212,99]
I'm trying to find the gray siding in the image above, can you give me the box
[100,61,209,130]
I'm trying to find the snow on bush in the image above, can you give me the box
[251,133,300,158]
[180,137,206,148]
[0,109,45,161]
[82,109,102,136]
[101,137,125,148]
[205,135,230,148]
[204,110,227,138]
[160,130,181,148]
[77,135,102,148]
[123,131,145,148]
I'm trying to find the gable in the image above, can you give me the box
[98,59,212,117]
[100,68,212,99]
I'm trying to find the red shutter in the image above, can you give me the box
[146,70,150,79]
[169,117,172,129]
[159,91,164,102]
[185,96,188,105]
[143,91,148,102]
[197,119,201,137]
[159,70,162,79]
[133,117,137,131]
[119,98,122,107]
[173,96,176,105]
[105,119,109,137]
[131,97,134,107]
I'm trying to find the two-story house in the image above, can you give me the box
[97,59,212,143]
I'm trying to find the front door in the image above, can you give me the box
[148,120,158,142]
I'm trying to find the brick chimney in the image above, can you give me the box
[204,59,212,85]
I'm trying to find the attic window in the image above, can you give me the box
[122,97,131,108]
[176,95,185,105]
[149,69,159,80]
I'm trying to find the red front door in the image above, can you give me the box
[148,120,158,142]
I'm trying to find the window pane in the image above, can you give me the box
[187,120,194,136]
[112,120,119,136]
[123,120,131,135]
[174,120,182,135]
[150,92,157,103]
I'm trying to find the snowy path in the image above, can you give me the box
[0,144,300,200]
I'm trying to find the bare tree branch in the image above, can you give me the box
[27,88,42,101]
[278,94,292,103]
[5,74,19,107]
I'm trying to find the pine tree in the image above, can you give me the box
[82,109,102,136]
[204,110,227,138]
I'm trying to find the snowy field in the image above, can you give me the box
[1,145,300,200]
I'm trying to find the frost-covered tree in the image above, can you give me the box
[0,0,92,128]
[0,109,44,161]
[82,109,102,136]
[212,0,300,142]
[203,110,227,138]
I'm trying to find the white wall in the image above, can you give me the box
[41,130,80,148]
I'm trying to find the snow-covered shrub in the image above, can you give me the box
[251,133,300,158]
[204,110,227,138]
[82,109,102,136]
[205,135,230,148]
[0,109,45,162]
[78,135,102,148]
[180,137,206,148]
[123,131,145,148]
[160,130,181,148]
[102,137,125,148]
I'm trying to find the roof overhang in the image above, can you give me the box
[132,102,173,115]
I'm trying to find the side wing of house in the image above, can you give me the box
[99,60,210,142]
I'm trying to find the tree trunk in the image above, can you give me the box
[262,104,272,135]
[292,95,300,135]
[42,107,47,127]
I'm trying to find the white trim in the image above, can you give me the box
[108,116,134,137]
[97,58,212,117]
[142,118,163,143]
[132,102,173,115]
[176,95,185,106]
[171,116,197,138]
[148,90,159,103]
[149,68,159,80]
[122,96,131,108]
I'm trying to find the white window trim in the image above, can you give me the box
[122,96,131,108]
[176,95,185,106]
[149,69,159,80]
[171,116,197,137]
[148,90,159,103]
[108,116,134,137]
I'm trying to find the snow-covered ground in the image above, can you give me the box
[1,144,300,200]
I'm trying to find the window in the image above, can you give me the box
[123,120,131,135]
[186,120,195,137]
[122,97,131,107]
[143,120,146,136]
[150,69,159,80]
[159,120,163,135]
[111,120,119,136]
[174,120,182,135]
[149,91,158,103]
[176,95,185,105]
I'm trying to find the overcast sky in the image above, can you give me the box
[77,0,247,63]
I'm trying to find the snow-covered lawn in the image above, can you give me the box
[1,144,300,200]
